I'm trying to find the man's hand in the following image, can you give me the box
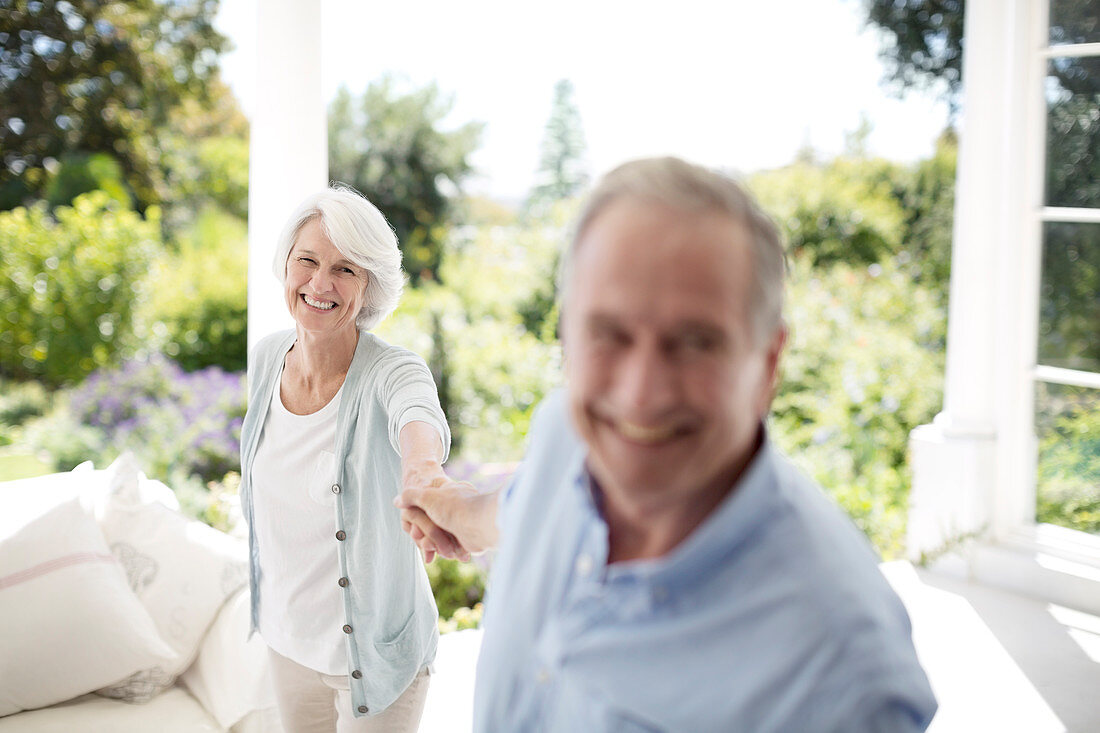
[394,481,500,563]
[398,474,475,563]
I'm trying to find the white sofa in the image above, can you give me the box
[0,456,282,732]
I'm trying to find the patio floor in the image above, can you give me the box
[420,561,1100,732]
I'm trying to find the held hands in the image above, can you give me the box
[394,474,500,564]
[396,472,474,563]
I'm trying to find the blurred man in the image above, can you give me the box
[396,157,937,732]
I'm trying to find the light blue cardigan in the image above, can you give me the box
[240,329,451,717]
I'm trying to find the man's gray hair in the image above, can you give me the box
[273,184,405,331]
[559,157,787,343]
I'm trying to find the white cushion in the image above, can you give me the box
[94,457,248,703]
[0,497,176,716]
[180,587,279,729]
[0,687,222,732]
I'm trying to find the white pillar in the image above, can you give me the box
[247,0,327,350]
[907,0,1028,561]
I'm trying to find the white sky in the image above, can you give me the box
[215,0,951,200]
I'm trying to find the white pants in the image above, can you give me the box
[267,648,430,733]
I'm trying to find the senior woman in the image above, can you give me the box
[239,185,462,732]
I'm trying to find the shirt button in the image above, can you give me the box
[357,705,368,714]
[575,554,592,576]
[342,624,353,634]
[338,577,349,588]
[335,530,346,541]
[351,670,362,679]
[536,668,551,684]
[331,483,341,494]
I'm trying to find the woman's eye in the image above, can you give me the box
[297,257,316,265]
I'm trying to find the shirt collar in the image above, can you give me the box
[570,427,782,592]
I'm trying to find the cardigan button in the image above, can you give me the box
[342,624,353,634]
[335,530,346,541]
[331,483,341,494]
[338,577,349,588]
[358,706,368,714]
[351,670,362,679]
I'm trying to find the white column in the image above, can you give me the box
[907,0,1027,561]
[247,0,327,350]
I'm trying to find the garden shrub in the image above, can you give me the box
[0,192,159,386]
[750,156,907,267]
[771,255,945,558]
[139,206,248,372]
[426,558,486,623]
[1036,386,1100,534]
[376,222,563,460]
[25,355,245,484]
[0,378,51,447]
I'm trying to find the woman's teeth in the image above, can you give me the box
[303,294,336,310]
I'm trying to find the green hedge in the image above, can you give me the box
[0,192,159,386]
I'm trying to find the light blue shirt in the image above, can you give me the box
[474,390,937,732]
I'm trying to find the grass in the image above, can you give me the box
[0,451,54,482]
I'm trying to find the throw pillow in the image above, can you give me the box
[94,461,248,703]
[180,587,278,729]
[0,498,176,716]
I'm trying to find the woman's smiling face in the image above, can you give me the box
[283,217,368,336]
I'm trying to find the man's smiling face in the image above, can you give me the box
[562,196,784,514]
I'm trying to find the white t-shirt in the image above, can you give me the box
[252,366,348,675]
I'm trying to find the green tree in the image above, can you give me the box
[750,154,907,267]
[0,0,230,212]
[526,79,588,213]
[895,128,957,289]
[139,206,248,371]
[327,77,483,284]
[863,0,965,111]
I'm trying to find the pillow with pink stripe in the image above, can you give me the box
[0,497,176,716]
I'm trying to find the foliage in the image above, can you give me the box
[527,79,589,214]
[894,129,957,289]
[139,206,248,371]
[0,377,51,426]
[439,603,483,634]
[863,0,965,111]
[1045,57,1100,210]
[770,255,946,558]
[157,81,250,233]
[749,155,908,267]
[375,219,564,460]
[0,191,159,385]
[0,378,51,446]
[426,557,486,623]
[0,0,229,211]
[1035,385,1100,534]
[328,77,483,284]
[25,355,245,483]
[175,470,242,534]
[42,151,132,209]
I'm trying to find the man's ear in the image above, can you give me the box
[762,322,788,408]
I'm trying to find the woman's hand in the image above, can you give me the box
[398,420,490,563]
[398,470,475,563]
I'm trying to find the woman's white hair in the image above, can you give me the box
[273,184,405,331]
[559,156,787,344]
